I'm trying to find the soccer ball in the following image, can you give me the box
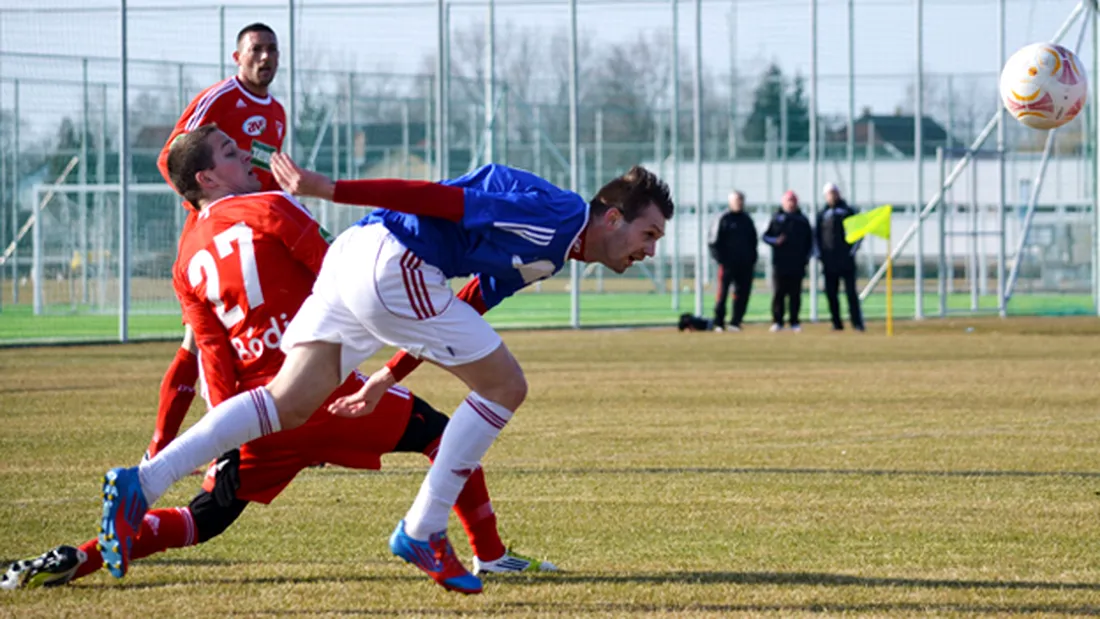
[999,42,1088,130]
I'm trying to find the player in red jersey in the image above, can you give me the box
[146,22,287,463]
[0,124,553,591]
[1,382,553,590]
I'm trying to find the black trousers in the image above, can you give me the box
[771,274,804,326]
[713,264,754,328]
[823,269,864,330]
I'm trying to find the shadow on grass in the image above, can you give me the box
[240,601,1100,616]
[532,570,1100,592]
[74,566,1100,594]
[322,465,1100,480]
[63,568,1100,616]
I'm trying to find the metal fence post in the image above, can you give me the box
[119,0,130,342]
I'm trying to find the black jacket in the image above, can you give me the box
[816,199,860,273]
[708,210,758,268]
[762,209,813,278]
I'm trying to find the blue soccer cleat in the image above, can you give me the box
[98,467,148,579]
[389,520,482,594]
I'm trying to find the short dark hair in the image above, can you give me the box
[237,23,276,46]
[589,165,674,222]
[167,124,220,209]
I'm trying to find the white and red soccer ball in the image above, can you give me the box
[1000,42,1088,130]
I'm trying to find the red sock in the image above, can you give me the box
[424,438,506,562]
[147,348,199,457]
[73,507,198,580]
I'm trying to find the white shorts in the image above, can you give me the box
[280,223,503,378]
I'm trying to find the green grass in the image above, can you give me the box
[0,291,1095,344]
[2,317,1100,616]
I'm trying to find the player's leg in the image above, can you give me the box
[100,230,383,578]
[145,326,200,459]
[2,500,218,590]
[394,396,556,574]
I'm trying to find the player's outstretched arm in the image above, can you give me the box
[271,152,465,221]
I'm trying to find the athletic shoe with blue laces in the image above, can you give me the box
[388,520,482,594]
[98,467,148,579]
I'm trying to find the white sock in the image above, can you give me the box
[404,392,513,540]
[138,387,280,505]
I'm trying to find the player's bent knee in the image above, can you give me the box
[452,344,528,411]
[478,373,527,412]
[187,492,249,543]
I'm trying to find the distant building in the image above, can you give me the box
[826,113,966,158]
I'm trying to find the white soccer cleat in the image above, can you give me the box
[472,548,558,575]
[1,546,86,590]
[769,323,783,332]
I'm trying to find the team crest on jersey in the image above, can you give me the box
[276,121,284,139]
[243,115,267,137]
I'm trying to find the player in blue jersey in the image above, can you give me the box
[97,152,674,595]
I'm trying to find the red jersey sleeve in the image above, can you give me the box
[332,179,465,222]
[384,277,489,381]
[173,270,239,407]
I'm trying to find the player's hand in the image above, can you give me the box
[329,367,396,417]
[271,152,336,201]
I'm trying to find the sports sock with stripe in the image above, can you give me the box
[404,392,513,541]
[138,387,280,506]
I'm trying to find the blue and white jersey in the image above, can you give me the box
[358,164,589,309]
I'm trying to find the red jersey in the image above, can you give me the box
[172,191,327,406]
[158,76,287,194]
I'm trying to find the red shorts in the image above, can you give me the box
[202,374,414,504]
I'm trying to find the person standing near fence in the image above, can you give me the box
[762,190,813,332]
[708,191,758,332]
[816,182,864,332]
[145,23,288,462]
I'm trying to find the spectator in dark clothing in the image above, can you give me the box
[708,191,758,331]
[816,182,865,332]
[762,190,813,332]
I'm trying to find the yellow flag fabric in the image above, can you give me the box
[843,204,892,244]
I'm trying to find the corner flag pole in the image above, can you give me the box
[885,237,893,337]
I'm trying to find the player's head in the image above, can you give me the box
[167,124,262,208]
[586,166,674,274]
[822,182,840,206]
[728,191,744,212]
[234,23,279,92]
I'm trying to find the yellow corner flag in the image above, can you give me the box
[843,205,894,337]
[843,204,892,244]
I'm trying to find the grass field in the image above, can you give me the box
[0,290,1095,344]
[2,317,1100,617]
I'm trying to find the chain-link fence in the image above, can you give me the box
[0,0,1096,344]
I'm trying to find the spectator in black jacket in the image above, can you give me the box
[763,190,813,332]
[708,191,758,331]
[816,182,865,331]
